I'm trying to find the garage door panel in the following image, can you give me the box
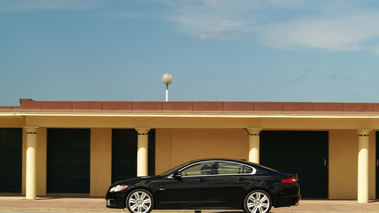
[47,129,90,193]
[0,128,22,193]
[2,176,21,192]
[70,162,90,176]
[48,162,68,176]
[70,177,90,192]
[260,131,328,198]
[47,177,69,193]
[112,129,155,183]
[71,147,90,161]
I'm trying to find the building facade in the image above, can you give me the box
[0,99,379,202]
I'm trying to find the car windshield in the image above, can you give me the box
[160,161,191,176]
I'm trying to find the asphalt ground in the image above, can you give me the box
[1,196,379,213]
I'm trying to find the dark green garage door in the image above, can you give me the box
[47,129,90,193]
[260,131,328,198]
[112,129,155,183]
[0,128,22,192]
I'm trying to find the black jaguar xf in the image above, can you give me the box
[106,159,300,213]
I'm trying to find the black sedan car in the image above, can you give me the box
[106,159,300,213]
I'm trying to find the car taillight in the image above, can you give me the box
[281,177,297,184]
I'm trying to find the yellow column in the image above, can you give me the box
[25,127,38,200]
[136,128,150,177]
[247,128,262,164]
[357,129,371,203]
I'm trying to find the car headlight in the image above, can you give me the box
[109,185,128,192]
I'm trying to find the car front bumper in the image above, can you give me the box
[106,191,127,209]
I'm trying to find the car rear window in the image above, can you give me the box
[217,162,255,175]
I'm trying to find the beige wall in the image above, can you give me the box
[37,128,47,196]
[90,128,112,197]
[329,130,358,199]
[329,130,376,199]
[156,128,248,174]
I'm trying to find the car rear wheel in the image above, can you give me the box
[126,189,154,213]
[244,190,272,213]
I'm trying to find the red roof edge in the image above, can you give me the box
[4,98,379,113]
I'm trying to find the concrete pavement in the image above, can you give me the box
[1,196,379,212]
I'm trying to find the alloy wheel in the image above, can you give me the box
[245,190,272,213]
[126,190,153,213]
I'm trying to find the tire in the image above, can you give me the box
[126,189,154,213]
[243,190,272,213]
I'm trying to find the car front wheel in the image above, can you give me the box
[126,189,154,213]
[244,190,272,213]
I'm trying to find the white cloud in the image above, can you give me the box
[5,0,379,54]
[163,0,379,53]
[258,13,379,52]
[164,0,260,40]
[173,14,246,40]
[192,30,240,40]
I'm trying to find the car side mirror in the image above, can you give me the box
[173,172,182,180]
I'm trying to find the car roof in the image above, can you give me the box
[190,158,253,165]
[189,158,278,172]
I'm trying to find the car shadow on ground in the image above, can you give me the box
[209,211,243,213]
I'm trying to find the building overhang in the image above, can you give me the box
[0,99,379,130]
[0,111,378,130]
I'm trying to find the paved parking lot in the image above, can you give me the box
[1,196,379,212]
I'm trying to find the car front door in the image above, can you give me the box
[210,161,254,208]
[157,161,215,209]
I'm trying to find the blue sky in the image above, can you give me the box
[2,0,379,106]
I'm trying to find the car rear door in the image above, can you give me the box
[210,161,254,208]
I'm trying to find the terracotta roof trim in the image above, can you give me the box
[7,98,379,113]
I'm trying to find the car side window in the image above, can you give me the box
[181,162,213,176]
[217,162,253,175]
[243,166,253,173]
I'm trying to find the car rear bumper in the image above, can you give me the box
[274,193,301,208]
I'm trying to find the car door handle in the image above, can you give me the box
[238,177,247,181]
[198,178,208,182]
